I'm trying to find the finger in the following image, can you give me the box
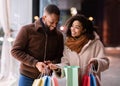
[42,63,47,67]
[50,64,58,70]
[44,60,51,64]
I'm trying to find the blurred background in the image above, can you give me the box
[0,0,120,86]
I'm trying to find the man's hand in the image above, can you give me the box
[36,62,47,73]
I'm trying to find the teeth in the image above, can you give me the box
[72,32,75,34]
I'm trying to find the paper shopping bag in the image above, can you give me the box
[82,74,90,86]
[43,76,51,86]
[64,66,80,86]
[90,73,97,86]
[32,77,44,86]
[52,76,59,86]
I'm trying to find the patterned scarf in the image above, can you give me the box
[65,35,89,53]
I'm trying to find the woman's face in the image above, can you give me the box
[70,20,83,37]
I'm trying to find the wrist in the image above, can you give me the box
[54,68,61,72]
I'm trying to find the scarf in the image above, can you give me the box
[65,35,89,53]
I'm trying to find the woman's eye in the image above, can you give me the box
[76,27,80,29]
[72,27,80,29]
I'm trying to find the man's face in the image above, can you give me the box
[44,13,59,30]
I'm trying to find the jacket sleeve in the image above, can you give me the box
[92,40,110,73]
[11,26,38,67]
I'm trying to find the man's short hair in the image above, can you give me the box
[44,4,60,16]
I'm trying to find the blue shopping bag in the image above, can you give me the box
[90,73,97,86]
[43,76,51,86]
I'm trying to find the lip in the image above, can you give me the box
[71,32,76,34]
[50,27,55,30]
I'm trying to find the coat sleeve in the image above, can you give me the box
[92,40,110,73]
[61,46,70,66]
[53,46,70,78]
[11,26,38,67]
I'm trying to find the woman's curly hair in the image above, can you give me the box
[65,14,96,40]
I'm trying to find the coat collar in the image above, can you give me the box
[34,18,43,31]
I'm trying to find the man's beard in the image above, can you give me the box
[44,24,56,33]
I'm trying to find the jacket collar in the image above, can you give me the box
[34,18,43,31]
[34,18,57,33]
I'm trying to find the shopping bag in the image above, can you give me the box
[90,73,97,86]
[43,76,51,86]
[52,76,59,86]
[64,66,80,86]
[82,74,90,86]
[32,77,44,86]
[82,64,97,86]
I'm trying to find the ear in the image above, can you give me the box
[42,15,46,19]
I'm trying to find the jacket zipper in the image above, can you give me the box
[44,32,47,61]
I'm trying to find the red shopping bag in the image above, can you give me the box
[90,73,97,86]
[82,74,90,86]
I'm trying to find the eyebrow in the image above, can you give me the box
[72,25,81,27]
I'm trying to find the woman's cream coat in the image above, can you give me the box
[56,33,109,86]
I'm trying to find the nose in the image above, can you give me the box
[71,26,75,31]
[52,23,57,28]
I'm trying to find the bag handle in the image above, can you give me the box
[37,67,52,79]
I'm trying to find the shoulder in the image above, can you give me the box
[19,23,36,34]
[90,32,104,47]
[56,30,63,36]
[55,30,64,40]
[21,23,34,30]
[64,46,71,53]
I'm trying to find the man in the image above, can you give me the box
[11,4,64,86]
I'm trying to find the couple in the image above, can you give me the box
[11,4,109,86]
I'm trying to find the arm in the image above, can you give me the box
[89,40,110,73]
[53,46,70,78]
[11,26,38,67]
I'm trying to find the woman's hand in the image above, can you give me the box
[89,58,98,65]
[88,58,98,71]
[48,63,59,70]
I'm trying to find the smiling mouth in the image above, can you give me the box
[72,32,76,34]
[49,27,55,30]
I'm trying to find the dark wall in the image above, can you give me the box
[81,0,104,42]
[81,0,120,47]
[103,0,120,46]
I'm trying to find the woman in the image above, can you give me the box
[49,14,109,86]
